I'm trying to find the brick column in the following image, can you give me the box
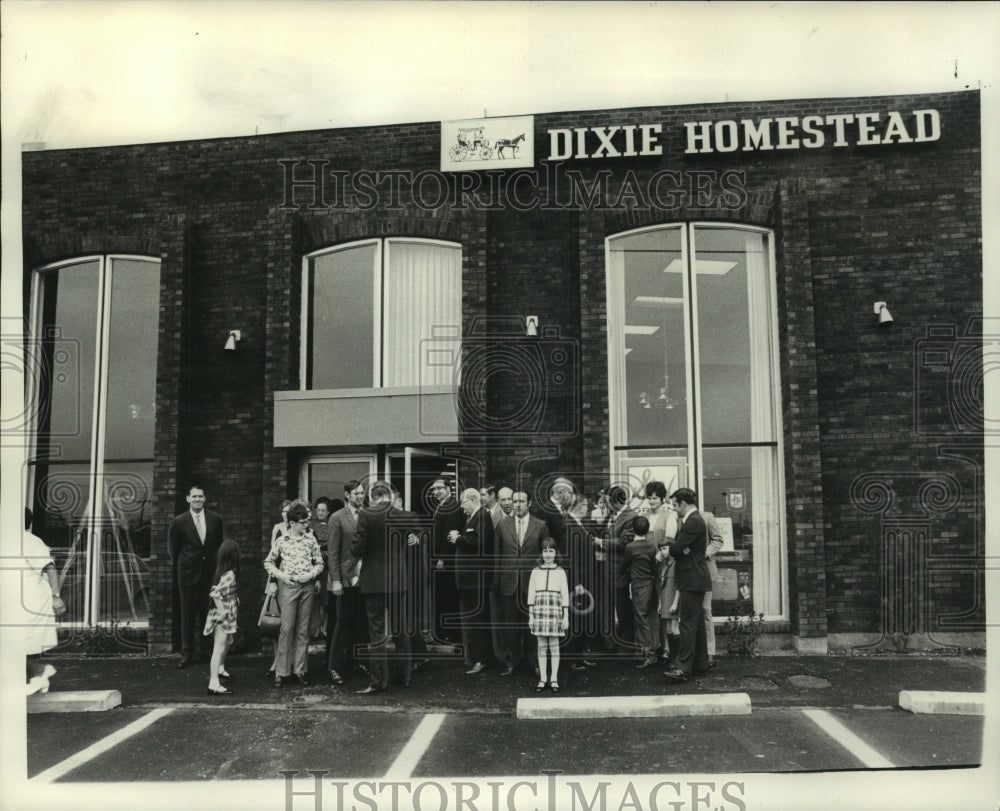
[148,215,191,653]
[775,178,828,652]
[255,207,303,649]
[578,208,611,488]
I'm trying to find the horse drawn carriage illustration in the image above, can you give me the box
[449,127,493,161]
[447,127,527,163]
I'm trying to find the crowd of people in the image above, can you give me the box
[167,476,725,696]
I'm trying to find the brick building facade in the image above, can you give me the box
[21,89,985,655]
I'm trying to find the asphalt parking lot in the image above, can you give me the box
[26,703,987,782]
[22,651,987,785]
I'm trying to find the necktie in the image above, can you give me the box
[195,512,205,542]
[517,517,525,545]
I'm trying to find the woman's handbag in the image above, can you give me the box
[258,576,281,637]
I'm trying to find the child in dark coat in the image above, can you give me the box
[621,516,660,668]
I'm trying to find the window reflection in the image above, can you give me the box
[30,256,160,627]
[611,226,687,448]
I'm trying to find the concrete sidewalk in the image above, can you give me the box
[27,650,986,714]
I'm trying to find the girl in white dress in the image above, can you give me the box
[526,539,569,693]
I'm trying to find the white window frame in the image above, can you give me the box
[28,254,161,628]
[300,237,462,391]
[605,223,788,620]
[298,453,379,501]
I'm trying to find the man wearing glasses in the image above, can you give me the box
[431,478,465,649]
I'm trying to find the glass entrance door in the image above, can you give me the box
[386,447,454,516]
[300,455,377,505]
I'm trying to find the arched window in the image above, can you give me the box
[302,238,462,390]
[27,256,160,628]
[606,224,785,618]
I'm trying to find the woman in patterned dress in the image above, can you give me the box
[526,538,569,693]
[265,503,324,687]
[204,539,241,695]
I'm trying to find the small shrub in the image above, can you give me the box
[724,601,765,655]
[64,622,143,654]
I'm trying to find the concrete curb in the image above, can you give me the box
[517,692,752,720]
[898,690,985,715]
[27,690,122,714]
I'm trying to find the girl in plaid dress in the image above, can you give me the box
[204,539,240,695]
[526,539,569,693]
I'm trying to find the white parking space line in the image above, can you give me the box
[801,708,896,769]
[384,713,446,778]
[31,708,174,784]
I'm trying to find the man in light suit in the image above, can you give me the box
[480,484,504,528]
[662,488,712,683]
[494,491,547,676]
[167,484,226,668]
[327,480,367,685]
[351,481,420,693]
[702,511,726,668]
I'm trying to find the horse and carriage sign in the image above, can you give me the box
[440,115,534,171]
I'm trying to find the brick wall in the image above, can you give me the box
[21,90,984,647]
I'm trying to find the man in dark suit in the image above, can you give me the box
[167,484,226,668]
[326,480,367,685]
[662,487,712,683]
[494,491,547,676]
[546,476,597,671]
[452,488,495,674]
[481,483,509,669]
[430,478,465,646]
[350,481,420,693]
[538,477,571,555]
[396,489,432,671]
[592,484,638,653]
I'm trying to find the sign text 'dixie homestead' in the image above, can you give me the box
[547,109,941,159]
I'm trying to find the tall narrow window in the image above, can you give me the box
[28,256,160,627]
[607,224,785,618]
[304,238,461,390]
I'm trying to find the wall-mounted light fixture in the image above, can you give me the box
[873,302,893,327]
[525,315,539,337]
[224,329,242,351]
